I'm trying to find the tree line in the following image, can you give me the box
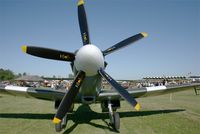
[0,68,72,81]
[0,68,15,81]
[0,68,28,81]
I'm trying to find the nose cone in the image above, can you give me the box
[74,45,104,76]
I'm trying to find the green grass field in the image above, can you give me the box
[0,90,200,134]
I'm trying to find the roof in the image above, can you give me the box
[189,76,200,78]
[15,75,44,82]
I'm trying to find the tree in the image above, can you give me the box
[0,68,15,81]
[17,73,22,77]
[23,72,27,76]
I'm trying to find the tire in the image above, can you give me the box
[55,122,62,132]
[113,112,120,131]
[61,115,68,129]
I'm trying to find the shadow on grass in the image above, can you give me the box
[0,105,185,133]
[63,106,185,134]
[0,113,54,119]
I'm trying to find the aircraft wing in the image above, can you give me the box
[1,83,199,103]
[97,83,200,102]
[0,85,65,101]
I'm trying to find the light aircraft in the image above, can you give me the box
[0,0,200,132]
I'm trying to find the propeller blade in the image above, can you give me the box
[53,71,85,124]
[99,68,140,111]
[78,0,90,45]
[21,45,75,62]
[103,32,148,56]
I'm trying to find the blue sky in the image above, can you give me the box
[0,0,199,79]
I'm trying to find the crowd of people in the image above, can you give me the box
[0,77,194,90]
[0,79,72,91]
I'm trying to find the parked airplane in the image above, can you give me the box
[0,0,199,132]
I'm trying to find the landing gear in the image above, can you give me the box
[194,86,200,95]
[108,101,120,131]
[55,114,67,132]
[55,122,62,132]
[69,103,74,113]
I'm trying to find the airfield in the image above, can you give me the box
[0,90,199,134]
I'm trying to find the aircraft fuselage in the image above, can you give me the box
[72,44,105,104]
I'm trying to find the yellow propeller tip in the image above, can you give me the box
[53,117,61,124]
[78,0,84,6]
[135,103,141,111]
[141,32,148,37]
[21,45,27,53]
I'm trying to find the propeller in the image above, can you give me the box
[78,0,90,45]
[99,68,140,111]
[103,32,148,56]
[21,45,75,62]
[53,71,85,124]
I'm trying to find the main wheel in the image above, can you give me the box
[55,122,62,132]
[61,115,68,129]
[113,112,120,131]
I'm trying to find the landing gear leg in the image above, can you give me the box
[108,101,120,131]
[194,87,200,95]
[55,114,68,132]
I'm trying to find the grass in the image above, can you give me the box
[0,90,200,134]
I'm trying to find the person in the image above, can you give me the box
[163,79,167,85]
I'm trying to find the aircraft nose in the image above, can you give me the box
[74,44,104,76]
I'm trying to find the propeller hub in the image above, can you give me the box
[74,45,104,76]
